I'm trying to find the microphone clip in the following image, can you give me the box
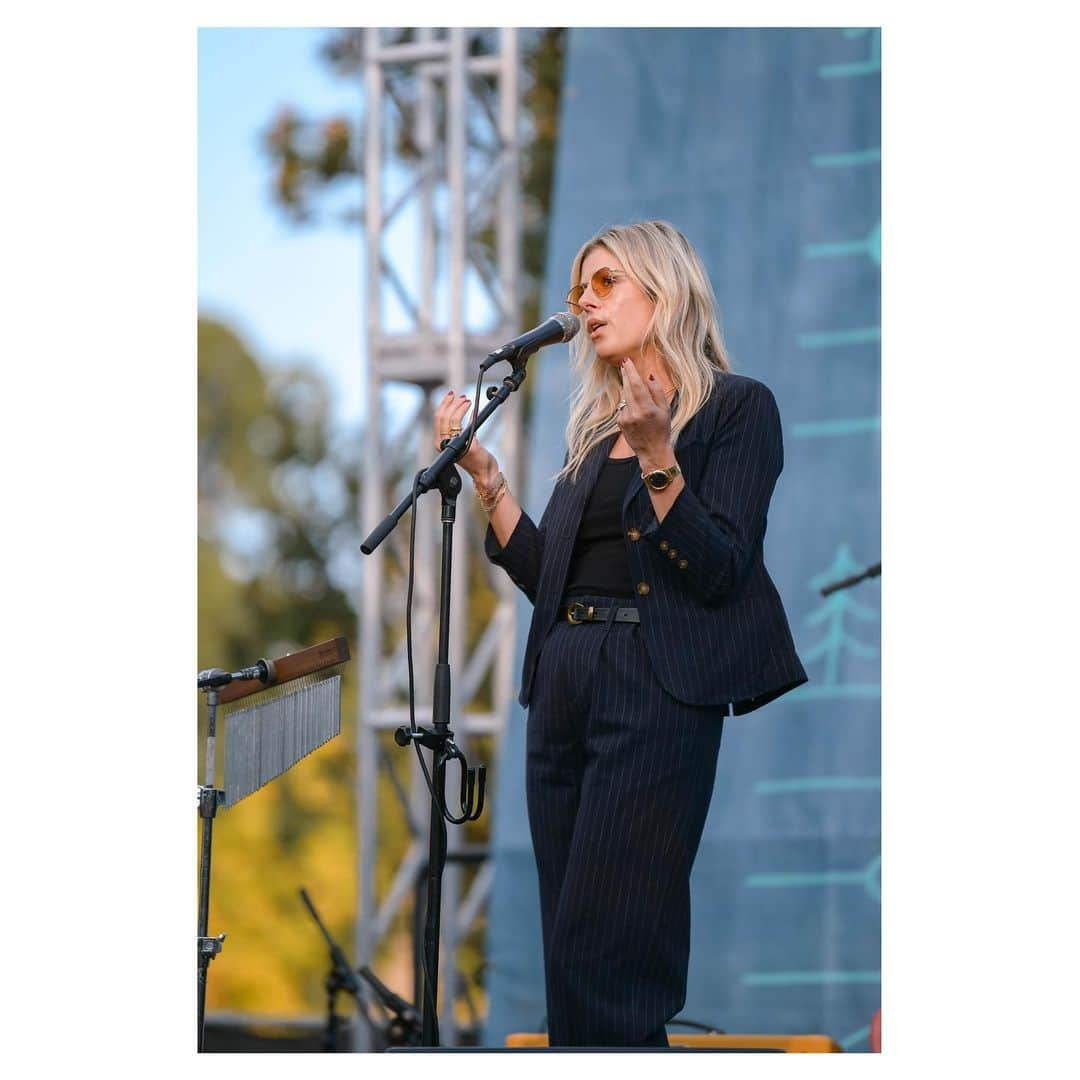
[479,343,519,372]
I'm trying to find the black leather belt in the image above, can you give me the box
[564,601,640,625]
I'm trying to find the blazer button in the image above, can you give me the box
[678,559,688,569]
[636,581,651,596]
[658,540,669,551]
[627,527,640,541]
[668,549,678,559]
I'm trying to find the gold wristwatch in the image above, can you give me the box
[641,464,682,491]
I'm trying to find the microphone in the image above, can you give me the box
[480,312,580,370]
[357,965,421,1029]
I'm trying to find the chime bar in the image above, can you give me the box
[218,637,350,704]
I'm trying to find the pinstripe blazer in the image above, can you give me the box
[485,371,808,714]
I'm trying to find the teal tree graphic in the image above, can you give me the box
[799,543,880,698]
[818,28,881,79]
[804,220,880,266]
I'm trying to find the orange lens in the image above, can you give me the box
[592,268,616,297]
[567,268,617,313]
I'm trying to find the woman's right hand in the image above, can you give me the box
[433,391,497,485]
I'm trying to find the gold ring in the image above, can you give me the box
[448,425,462,436]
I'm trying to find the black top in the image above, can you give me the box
[563,455,639,599]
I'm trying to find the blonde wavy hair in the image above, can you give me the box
[557,220,731,483]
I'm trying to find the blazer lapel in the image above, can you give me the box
[560,430,618,537]
[529,431,618,634]
[622,459,645,515]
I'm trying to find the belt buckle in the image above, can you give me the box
[566,602,593,624]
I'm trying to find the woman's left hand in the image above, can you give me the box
[615,357,674,465]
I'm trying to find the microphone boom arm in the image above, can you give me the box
[360,364,528,556]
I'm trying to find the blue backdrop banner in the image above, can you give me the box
[483,26,880,1051]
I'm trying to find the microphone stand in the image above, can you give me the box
[360,353,532,1046]
[195,661,274,1052]
[196,681,226,1053]
[820,560,881,596]
[299,887,420,1050]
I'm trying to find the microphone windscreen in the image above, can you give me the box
[553,311,581,342]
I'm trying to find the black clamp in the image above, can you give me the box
[198,933,227,958]
[198,787,226,818]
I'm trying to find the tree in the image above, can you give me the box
[198,316,481,1019]
[198,317,367,1014]
[260,28,567,338]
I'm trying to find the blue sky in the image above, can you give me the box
[198,27,370,427]
[198,27,509,435]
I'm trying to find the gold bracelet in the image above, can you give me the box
[477,471,507,512]
[475,470,503,499]
[479,478,507,512]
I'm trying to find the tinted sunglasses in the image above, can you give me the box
[567,267,626,314]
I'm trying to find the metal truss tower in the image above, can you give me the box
[355,27,521,1048]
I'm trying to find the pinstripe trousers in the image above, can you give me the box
[526,594,727,1047]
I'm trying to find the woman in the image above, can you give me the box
[434,221,807,1047]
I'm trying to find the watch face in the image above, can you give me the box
[644,465,679,491]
